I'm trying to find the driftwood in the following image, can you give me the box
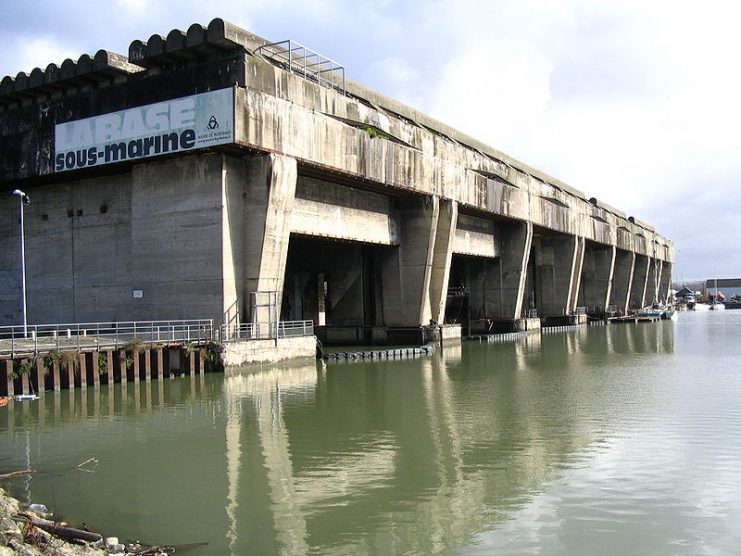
[0,468,36,479]
[127,541,209,554]
[19,513,103,544]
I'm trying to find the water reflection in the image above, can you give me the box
[0,319,692,555]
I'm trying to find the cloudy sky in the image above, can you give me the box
[2,0,739,281]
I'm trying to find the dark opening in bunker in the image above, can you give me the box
[282,235,389,345]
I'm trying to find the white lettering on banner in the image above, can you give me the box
[54,88,234,172]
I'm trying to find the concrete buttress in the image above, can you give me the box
[629,254,650,309]
[498,221,533,319]
[429,199,458,324]
[579,244,616,311]
[536,234,584,316]
[658,262,672,304]
[610,250,635,314]
[244,154,297,323]
[383,196,440,327]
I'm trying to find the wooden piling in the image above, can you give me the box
[156,348,164,380]
[21,370,30,395]
[189,351,196,375]
[91,351,100,389]
[36,358,45,394]
[106,351,114,385]
[119,350,127,383]
[52,360,61,392]
[5,359,15,397]
[67,357,75,390]
[144,349,151,381]
[199,349,205,375]
[79,353,87,388]
[132,351,140,383]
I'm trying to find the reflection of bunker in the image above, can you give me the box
[0,18,673,346]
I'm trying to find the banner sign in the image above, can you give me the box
[54,88,234,172]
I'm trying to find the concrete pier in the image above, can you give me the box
[0,18,673,342]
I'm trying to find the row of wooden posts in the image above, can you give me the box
[2,343,213,397]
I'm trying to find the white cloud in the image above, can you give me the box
[1,0,740,278]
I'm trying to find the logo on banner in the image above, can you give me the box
[54,88,234,172]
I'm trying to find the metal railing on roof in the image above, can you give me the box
[256,40,346,93]
[0,319,214,357]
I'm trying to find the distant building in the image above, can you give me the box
[706,279,741,299]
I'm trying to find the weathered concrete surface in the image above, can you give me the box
[429,199,458,324]
[0,18,673,330]
[244,154,297,323]
[629,255,650,309]
[130,155,224,321]
[392,196,440,327]
[610,249,635,313]
[454,213,499,258]
[292,177,397,245]
[500,221,533,319]
[221,336,316,367]
[534,234,583,317]
[580,244,616,311]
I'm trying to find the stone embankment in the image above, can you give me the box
[0,488,114,555]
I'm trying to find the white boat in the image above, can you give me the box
[693,303,711,311]
[710,302,725,311]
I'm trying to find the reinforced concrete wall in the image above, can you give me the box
[0,18,674,330]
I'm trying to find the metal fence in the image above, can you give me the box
[0,320,214,357]
[220,320,314,342]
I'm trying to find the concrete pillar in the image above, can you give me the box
[579,244,616,312]
[646,259,663,305]
[199,350,206,375]
[190,352,196,375]
[429,199,459,324]
[610,250,635,314]
[537,234,583,316]
[569,236,586,313]
[659,261,672,304]
[629,254,650,309]
[244,154,297,324]
[496,221,533,319]
[383,195,458,327]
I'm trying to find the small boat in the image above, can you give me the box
[661,306,677,320]
[14,394,39,402]
[693,303,711,311]
[710,302,725,311]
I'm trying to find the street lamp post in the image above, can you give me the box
[12,189,30,338]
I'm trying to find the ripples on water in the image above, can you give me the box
[2,311,741,554]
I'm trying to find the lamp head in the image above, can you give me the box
[12,189,30,204]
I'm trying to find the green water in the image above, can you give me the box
[2,311,741,555]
